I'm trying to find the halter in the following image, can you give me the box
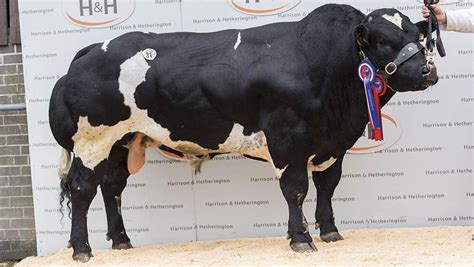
[357,41,425,141]
[358,41,425,80]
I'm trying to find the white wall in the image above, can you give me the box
[18,0,473,256]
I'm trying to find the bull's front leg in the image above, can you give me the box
[312,156,344,242]
[279,164,317,252]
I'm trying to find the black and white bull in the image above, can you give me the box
[49,4,438,262]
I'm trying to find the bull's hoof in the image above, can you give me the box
[66,241,72,248]
[290,241,318,253]
[72,252,93,263]
[320,232,344,242]
[112,242,133,250]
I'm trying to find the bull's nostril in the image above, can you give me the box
[422,66,430,75]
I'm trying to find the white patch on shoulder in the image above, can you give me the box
[101,39,111,52]
[307,155,337,172]
[383,13,403,30]
[234,32,241,50]
[142,48,157,60]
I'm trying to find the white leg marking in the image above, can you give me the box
[382,13,403,30]
[115,195,122,216]
[102,39,111,52]
[234,32,241,50]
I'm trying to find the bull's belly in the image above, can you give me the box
[73,113,335,176]
[73,114,272,171]
[70,50,335,177]
[144,122,272,162]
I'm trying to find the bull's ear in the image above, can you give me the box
[354,24,370,47]
[415,20,435,40]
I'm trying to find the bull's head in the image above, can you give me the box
[354,9,439,92]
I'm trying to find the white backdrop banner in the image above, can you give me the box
[18,0,473,256]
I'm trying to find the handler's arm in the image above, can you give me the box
[444,7,474,33]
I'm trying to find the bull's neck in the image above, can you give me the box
[298,23,396,151]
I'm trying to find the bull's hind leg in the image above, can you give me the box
[312,156,344,242]
[67,158,104,262]
[101,145,133,250]
[280,164,317,252]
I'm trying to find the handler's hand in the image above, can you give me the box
[422,4,447,24]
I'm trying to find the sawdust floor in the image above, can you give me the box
[18,226,473,266]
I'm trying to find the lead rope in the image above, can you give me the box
[425,0,446,58]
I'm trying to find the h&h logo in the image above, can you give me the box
[62,0,135,28]
[79,0,118,16]
[229,0,301,16]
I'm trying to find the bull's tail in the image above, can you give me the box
[50,75,75,220]
[58,148,72,181]
[58,148,73,220]
[59,176,72,220]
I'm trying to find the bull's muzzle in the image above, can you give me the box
[422,61,438,85]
